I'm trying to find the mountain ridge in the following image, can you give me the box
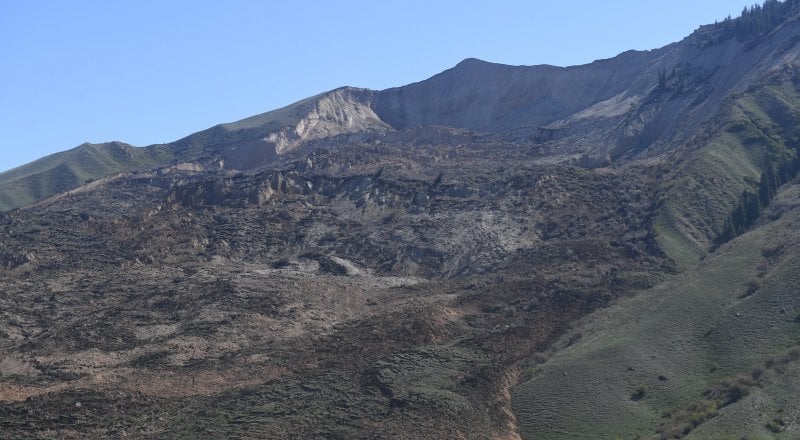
[5,7,800,211]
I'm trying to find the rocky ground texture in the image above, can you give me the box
[4,5,800,439]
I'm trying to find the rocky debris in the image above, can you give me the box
[6,7,800,439]
[0,131,669,438]
[0,252,35,270]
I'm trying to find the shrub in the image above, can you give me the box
[658,374,758,438]
[765,414,787,433]
[761,243,784,259]
[703,375,755,406]
[657,400,718,439]
[631,384,648,401]
[272,257,292,269]
[766,345,800,368]
[740,278,761,298]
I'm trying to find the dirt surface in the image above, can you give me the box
[0,129,670,438]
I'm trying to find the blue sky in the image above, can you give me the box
[0,1,747,172]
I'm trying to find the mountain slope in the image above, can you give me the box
[0,128,668,439]
[373,53,660,133]
[5,8,800,211]
[0,142,175,210]
[0,88,387,210]
[375,11,800,165]
[2,2,800,439]
[513,181,800,440]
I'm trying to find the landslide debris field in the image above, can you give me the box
[0,138,669,439]
[3,3,800,439]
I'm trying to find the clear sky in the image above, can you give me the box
[0,1,748,173]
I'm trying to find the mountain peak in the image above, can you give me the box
[454,57,490,67]
[201,86,391,169]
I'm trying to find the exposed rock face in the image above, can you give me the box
[0,252,35,270]
[225,87,389,154]
[210,87,389,170]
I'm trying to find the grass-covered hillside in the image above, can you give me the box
[513,182,800,439]
[653,72,800,268]
[0,142,175,210]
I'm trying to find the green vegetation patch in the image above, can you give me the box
[0,142,176,210]
[513,185,800,439]
[654,78,800,267]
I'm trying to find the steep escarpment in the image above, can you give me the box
[165,86,391,171]
[374,13,800,166]
[373,54,658,133]
[0,88,389,210]
[213,87,390,169]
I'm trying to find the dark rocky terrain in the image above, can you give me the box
[2,2,800,439]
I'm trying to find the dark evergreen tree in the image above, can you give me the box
[713,0,800,42]
[758,165,777,206]
[658,69,667,91]
[716,150,800,246]
[744,192,761,225]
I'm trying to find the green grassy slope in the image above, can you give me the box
[513,183,800,439]
[0,91,338,211]
[654,77,800,268]
[0,142,175,210]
